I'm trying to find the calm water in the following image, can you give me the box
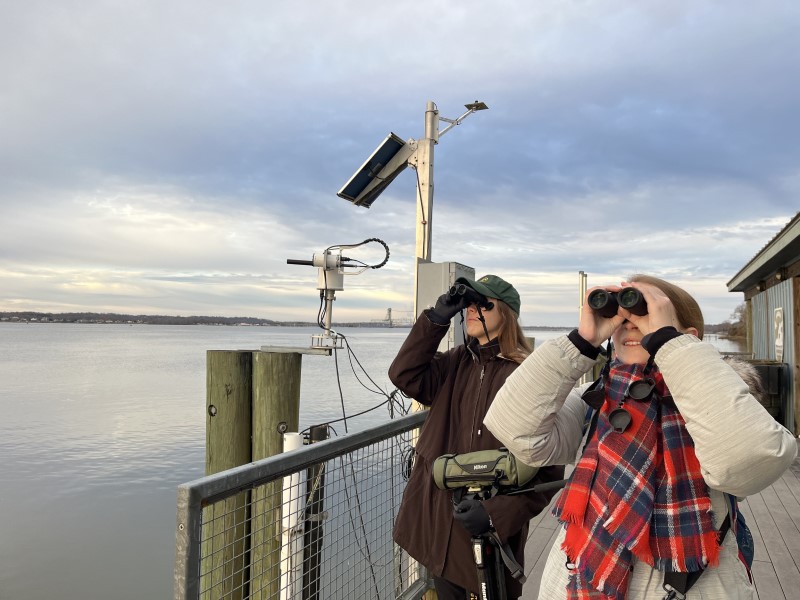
[0,323,743,600]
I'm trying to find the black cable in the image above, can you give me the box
[332,345,349,434]
[362,237,390,269]
[297,331,410,595]
[387,388,411,418]
[322,397,396,426]
[303,332,412,432]
[339,453,382,597]
[339,332,391,396]
[341,238,390,269]
[316,290,326,330]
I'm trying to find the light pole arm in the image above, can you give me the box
[438,101,489,138]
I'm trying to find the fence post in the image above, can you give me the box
[303,424,329,600]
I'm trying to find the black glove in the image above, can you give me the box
[428,290,470,325]
[453,498,492,536]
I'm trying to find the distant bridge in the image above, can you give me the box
[372,308,413,327]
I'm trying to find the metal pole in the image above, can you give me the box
[578,270,587,321]
[410,102,440,600]
[578,271,591,385]
[280,433,305,600]
[412,100,437,319]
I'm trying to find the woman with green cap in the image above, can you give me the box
[389,274,565,599]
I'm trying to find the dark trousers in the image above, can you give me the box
[432,576,469,600]
[432,574,519,600]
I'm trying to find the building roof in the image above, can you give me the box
[727,212,800,292]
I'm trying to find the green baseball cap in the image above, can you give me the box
[455,274,521,315]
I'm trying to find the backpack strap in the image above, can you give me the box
[582,406,600,454]
[580,374,605,454]
[727,493,754,577]
[661,513,731,599]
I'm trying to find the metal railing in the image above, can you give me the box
[174,411,430,600]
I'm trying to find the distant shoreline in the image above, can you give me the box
[0,310,574,329]
[0,311,397,328]
[0,311,737,335]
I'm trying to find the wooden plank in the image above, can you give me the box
[750,560,783,600]
[747,489,800,598]
[759,485,800,573]
[522,525,560,600]
[788,439,800,480]
[770,476,800,538]
[526,505,547,529]
[780,460,800,506]
[524,512,558,571]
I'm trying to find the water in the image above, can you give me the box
[0,323,742,600]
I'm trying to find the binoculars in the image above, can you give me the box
[449,284,494,310]
[587,287,647,318]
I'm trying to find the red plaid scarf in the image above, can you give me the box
[552,361,720,599]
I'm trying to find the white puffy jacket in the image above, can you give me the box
[484,334,797,600]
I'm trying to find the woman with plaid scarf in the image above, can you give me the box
[484,275,797,600]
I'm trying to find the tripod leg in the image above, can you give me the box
[472,535,508,600]
[489,535,508,599]
[472,536,492,600]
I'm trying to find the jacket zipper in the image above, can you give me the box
[470,365,486,449]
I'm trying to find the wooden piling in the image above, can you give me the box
[203,346,325,599]
[204,350,253,599]
[206,351,253,474]
[251,351,302,461]
[249,350,303,599]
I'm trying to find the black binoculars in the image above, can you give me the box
[587,287,647,318]
[449,284,494,310]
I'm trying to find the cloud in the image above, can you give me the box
[1,1,797,326]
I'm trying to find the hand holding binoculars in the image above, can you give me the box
[449,284,494,310]
[587,287,647,318]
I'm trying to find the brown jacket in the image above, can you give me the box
[388,313,565,597]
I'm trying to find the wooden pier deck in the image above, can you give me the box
[521,438,800,599]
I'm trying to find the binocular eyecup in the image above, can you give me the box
[449,284,494,310]
[587,287,647,318]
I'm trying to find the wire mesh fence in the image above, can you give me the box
[175,412,430,600]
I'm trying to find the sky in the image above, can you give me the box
[1,0,798,327]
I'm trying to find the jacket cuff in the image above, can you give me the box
[641,326,681,355]
[424,308,451,326]
[568,328,601,360]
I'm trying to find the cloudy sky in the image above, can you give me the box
[1,0,797,327]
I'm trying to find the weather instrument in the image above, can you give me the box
[287,238,389,349]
